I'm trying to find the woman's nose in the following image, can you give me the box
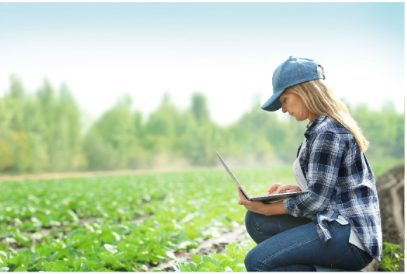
[282,106,287,113]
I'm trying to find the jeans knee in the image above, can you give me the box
[244,211,261,242]
[244,210,255,227]
[244,248,261,271]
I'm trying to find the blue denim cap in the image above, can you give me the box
[261,56,325,112]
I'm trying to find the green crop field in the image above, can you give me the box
[0,166,296,272]
[0,162,400,272]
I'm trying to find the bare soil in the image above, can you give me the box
[150,226,248,272]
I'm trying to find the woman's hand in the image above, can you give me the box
[267,183,283,194]
[268,184,302,194]
[237,188,270,215]
[237,188,287,216]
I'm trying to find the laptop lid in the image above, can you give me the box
[216,151,251,200]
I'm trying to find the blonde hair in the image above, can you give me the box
[284,66,369,152]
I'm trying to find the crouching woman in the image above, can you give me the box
[237,56,382,272]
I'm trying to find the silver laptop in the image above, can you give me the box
[216,151,308,203]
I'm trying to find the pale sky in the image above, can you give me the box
[0,2,405,125]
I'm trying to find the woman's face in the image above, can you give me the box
[279,91,315,122]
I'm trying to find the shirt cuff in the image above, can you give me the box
[283,198,299,217]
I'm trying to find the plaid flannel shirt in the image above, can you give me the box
[283,115,382,261]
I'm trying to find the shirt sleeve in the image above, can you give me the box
[283,131,345,217]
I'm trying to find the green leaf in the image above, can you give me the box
[202,255,221,267]
[66,210,79,222]
[7,254,26,271]
[72,259,87,271]
[43,260,73,272]
[66,229,87,240]
[100,232,114,243]
[191,254,202,264]
[104,244,117,254]
[151,247,168,258]
[84,258,109,271]
[180,264,192,272]
[212,253,228,263]
[0,251,8,258]
[112,225,130,235]
[233,264,246,272]
[99,254,116,265]
[205,262,218,272]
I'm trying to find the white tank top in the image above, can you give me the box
[293,139,366,251]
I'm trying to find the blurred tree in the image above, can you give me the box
[36,80,59,171]
[180,93,226,165]
[190,92,210,123]
[381,100,396,113]
[8,75,26,131]
[56,84,85,170]
[145,93,178,138]
[351,103,404,161]
[0,137,13,170]
[22,97,49,172]
[84,94,136,170]
[127,111,148,168]
[143,93,186,166]
[0,76,31,173]
[35,80,84,171]
[230,97,275,162]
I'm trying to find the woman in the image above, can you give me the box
[237,56,382,271]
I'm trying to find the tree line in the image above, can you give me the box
[0,75,404,174]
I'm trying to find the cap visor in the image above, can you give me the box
[261,91,283,112]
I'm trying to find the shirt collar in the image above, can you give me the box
[304,115,326,139]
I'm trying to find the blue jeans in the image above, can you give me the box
[244,211,373,271]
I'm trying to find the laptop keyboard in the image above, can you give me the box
[252,191,305,199]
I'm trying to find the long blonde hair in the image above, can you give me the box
[285,66,369,152]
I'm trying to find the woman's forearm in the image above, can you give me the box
[263,200,287,216]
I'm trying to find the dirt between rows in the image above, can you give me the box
[150,226,248,272]
[152,165,405,272]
